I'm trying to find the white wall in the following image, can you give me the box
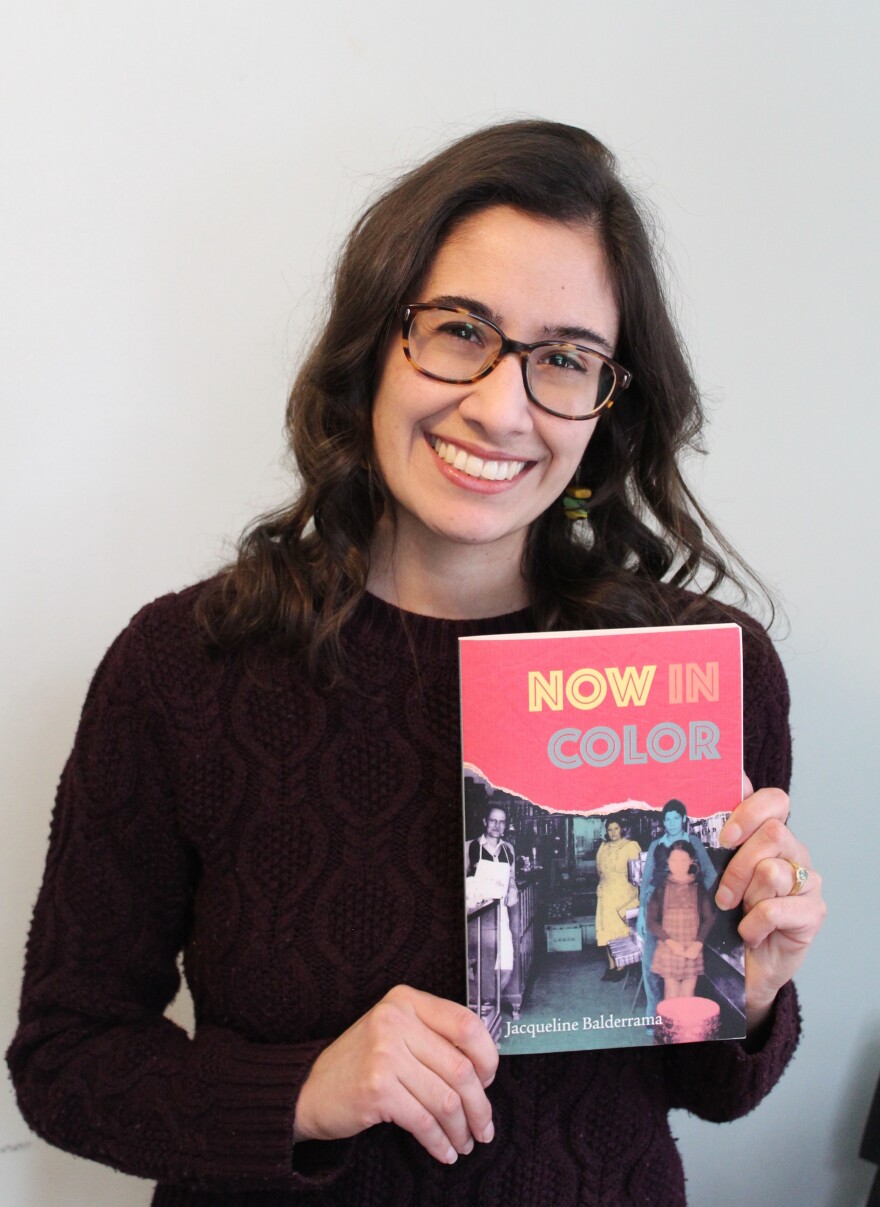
[2,3,877,1203]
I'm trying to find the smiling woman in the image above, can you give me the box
[7,120,825,1207]
[368,209,618,616]
[191,120,745,673]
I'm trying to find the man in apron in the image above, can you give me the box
[466,806,519,1002]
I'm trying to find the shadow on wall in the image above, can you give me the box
[3,1138,150,1207]
[827,1020,880,1207]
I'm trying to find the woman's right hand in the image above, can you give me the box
[293,985,498,1165]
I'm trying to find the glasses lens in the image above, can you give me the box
[527,346,616,417]
[408,309,500,381]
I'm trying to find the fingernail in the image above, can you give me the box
[715,885,735,910]
[479,1121,495,1144]
[720,823,741,849]
[461,1138,475,1155]
[445,1147,458,1165]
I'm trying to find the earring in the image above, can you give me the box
[562,475,592,522]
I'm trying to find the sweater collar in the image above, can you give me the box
[349,590,534,660]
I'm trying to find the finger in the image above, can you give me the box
[742,859,821,914]
[739,889,827,950]
[406,987,499,1089]
[715,817,810,909]
[403,1022,495,1149]
[379,988,496,1146]
[370,1069,470,1165]
[719,785,789,849]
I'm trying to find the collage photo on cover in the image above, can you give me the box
[464,770,744,1054]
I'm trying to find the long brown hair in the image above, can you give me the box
[196,119,766,676]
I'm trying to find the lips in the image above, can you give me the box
[429,435,529,482]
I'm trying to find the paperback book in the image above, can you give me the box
[460,624,744,1054]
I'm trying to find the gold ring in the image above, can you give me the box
[786,859,808,896]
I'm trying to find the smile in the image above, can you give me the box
[429,436,529,482]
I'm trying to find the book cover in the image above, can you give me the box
[460,624,744,1054]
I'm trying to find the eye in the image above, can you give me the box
[437,320,486,346]
[538,346,595,374]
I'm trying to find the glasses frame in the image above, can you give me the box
[401,303,632,421]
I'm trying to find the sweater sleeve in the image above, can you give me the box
[6,611,354,1192]
[661,621,801,1118]
[740,618,793,795]
[662,979,801,1119]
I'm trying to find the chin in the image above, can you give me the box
[428,517,531,548]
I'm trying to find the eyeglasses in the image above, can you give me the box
[401,304,632,421]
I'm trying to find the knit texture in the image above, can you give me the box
[7,586,800,1205]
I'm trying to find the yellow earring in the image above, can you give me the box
[562,485,592,522]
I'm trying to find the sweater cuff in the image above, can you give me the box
[187,1030,355,1190]
[291,1137,355,1179]
[733,978,801,1067]
[663,978,801,1120]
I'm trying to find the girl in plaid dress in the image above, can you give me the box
[648,840,715,1000]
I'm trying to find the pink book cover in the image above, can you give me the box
[460,624,744,1054]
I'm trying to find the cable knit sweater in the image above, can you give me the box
[7,586,800,1206]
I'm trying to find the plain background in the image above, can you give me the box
[2,3,878,1204]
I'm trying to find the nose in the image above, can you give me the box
[457,350,534,438]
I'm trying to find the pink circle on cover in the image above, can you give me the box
[654,997,721,1044]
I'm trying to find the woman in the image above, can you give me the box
[637,798,718,1016]
[595,817,642,981]
[7,120,826,1206]
[647,841,715,1001]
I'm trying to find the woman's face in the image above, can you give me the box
[667,849,693,882]
[371,206,620,561]
[606,822,622,841]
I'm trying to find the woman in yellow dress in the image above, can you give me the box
[595,818,642,981]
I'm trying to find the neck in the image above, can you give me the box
[366,516,529,619]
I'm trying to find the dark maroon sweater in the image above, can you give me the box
[7,587,800,1206]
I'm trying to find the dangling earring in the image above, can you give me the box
[562,465,592,522]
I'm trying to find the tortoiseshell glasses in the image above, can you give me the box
[401,303,632,421]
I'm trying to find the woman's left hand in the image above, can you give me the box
[715,776,826,1032]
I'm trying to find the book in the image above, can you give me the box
[460,623,744,1054]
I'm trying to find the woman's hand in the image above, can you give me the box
[683,941,703,960]
[293,985,498,1165]
[716,777,826,1032]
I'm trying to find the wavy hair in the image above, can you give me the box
[196,119,766,676]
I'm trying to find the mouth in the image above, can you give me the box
[428,435,530,482]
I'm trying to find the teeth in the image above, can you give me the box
[431,437,526,482]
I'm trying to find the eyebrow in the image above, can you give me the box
[425,293,615,355]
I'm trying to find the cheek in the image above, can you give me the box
[369,412,392,485]
[371,385,411,477]
[371,360,439,460]
[544,416,599,480]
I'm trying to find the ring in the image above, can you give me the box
[786,859,808,896]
